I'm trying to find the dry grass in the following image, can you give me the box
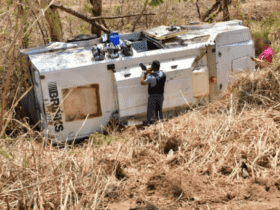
[2,66,280,208]
[1,0,280,209]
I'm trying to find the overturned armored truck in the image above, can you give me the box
[19,20,255,142]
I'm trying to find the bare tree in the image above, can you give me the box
[41,0,63,42]
[90,0,102,37]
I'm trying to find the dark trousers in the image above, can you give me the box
[147,94,164,125]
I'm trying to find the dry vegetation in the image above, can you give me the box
[1,0,280,209]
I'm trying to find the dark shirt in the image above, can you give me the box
[144,70,166,95]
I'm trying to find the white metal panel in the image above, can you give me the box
[163,77,194,107]
[232,56,249,72]
[20,39,101,55]
[216,40,255,93]
[115,57,196,118]
[216,28,250,47]
[40,65,116,142]
[230,56,255,82]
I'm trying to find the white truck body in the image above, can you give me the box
[19,20,255,142]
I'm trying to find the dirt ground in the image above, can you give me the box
[94,119,280,210]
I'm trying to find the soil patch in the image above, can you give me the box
[159,136,181,154]
[146,169,183,200]
[131,149,158,168]
[99,159,128,180]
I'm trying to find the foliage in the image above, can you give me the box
[208,12,217,23]
[123,23,132,30]
[0,146,14,160]
[249,12,280,60]
[113,5,120,11]
[148,0,164,7]
[79,23,90,34]
[68,15,75,23]
[89,132,121,147]
[83,2,93,13]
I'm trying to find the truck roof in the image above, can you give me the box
[21,20,249,73]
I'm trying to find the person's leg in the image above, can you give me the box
[155,98,160,121]
[158,95,164,120]
[147,95,157,125]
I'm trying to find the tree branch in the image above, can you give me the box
[31,9,48,45]
[223,0,230,21]
[86,13,155,21]
[51,2,110,33]
[196,0,201,19]
[131,0,149,32]
[51,2,155,33]
[205,2,223,22]
[201,0,222,22]
[100,18,109,31]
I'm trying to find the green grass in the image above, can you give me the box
[89,132,122,147]
[83,2,92,13]
[123,23,132,30]
[249,12,280,62]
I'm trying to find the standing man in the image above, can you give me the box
[140,60,166,126]
[259,39,273,68]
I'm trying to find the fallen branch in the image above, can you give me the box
[201,0,222,22]
[51,2,155,32]
[51,2,110,33]
[87,13,155,21]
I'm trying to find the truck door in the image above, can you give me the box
[216,40,255,94]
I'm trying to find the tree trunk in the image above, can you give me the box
[223,0,230,21]
[41,0,63,42]
[18,0,31,48]
[90,0,102,37]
